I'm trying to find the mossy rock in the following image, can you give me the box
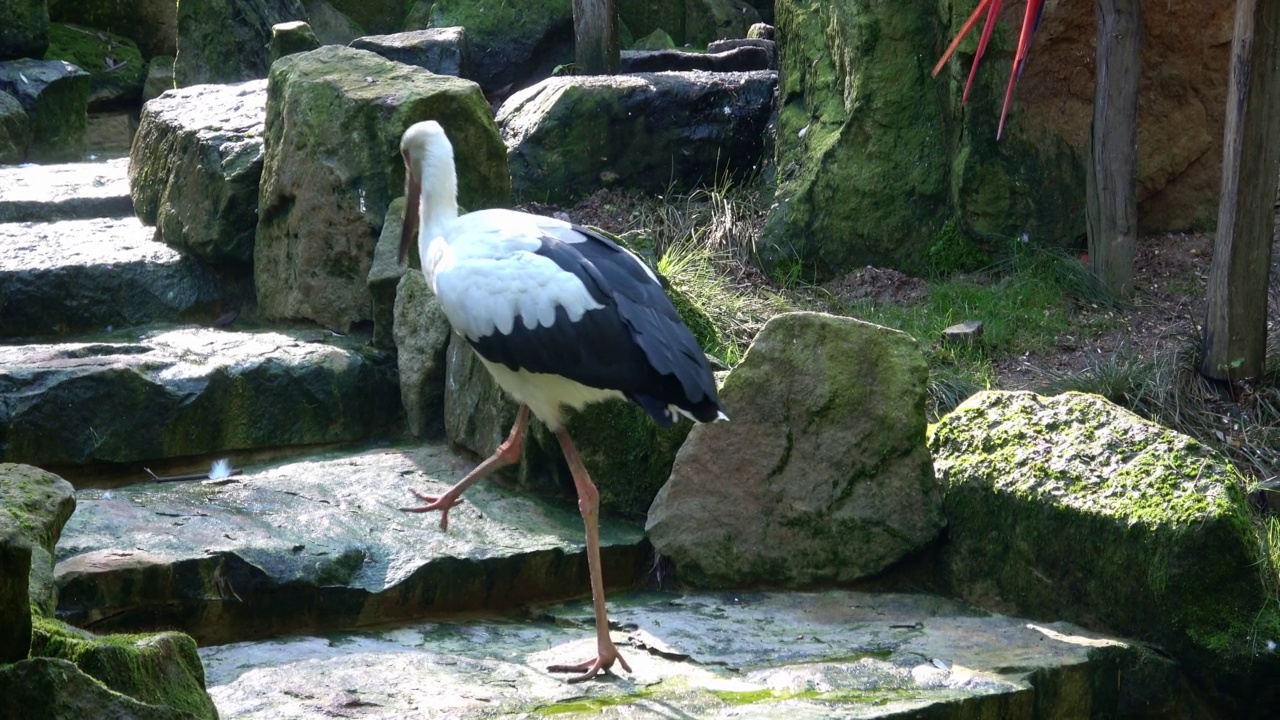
[0,463,76,617]
[428,0,573,91]
[759,0,952,279]
[44,23,147,110]
[0,657,201,719]
[931,390,1280,716]
[27,617,217,719]
[0,90,29,163]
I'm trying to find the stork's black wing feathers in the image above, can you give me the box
[468,225,723,424]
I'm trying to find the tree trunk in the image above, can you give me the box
[1085,0,1142,297]
[1200,0,1280,382]
[573,0,619,74]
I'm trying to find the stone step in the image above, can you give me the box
[0,157,132,223]
[54,444,646,645]
[0,216,229,337]
[198,590,1185,718]
[0,326,401,469]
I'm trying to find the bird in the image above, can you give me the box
[932,0,1046,139]
[395,120,728,682]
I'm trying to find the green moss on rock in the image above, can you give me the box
[29,617,217,719]
[44,23,146,110]
[931,390,1280,713]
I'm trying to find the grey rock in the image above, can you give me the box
[499,71,775,203]
[130,79,265,263]
[619,46,770,73]
[0,326,400,466]
[350,27,473,79]
[368,195,408,349]
[84,110,136,156]
[268,20,320,66]
[301,0,364,46]
[0,156,130,223]
[0,58,89,162]
[707,37,776,69]
[142,55,175,102]
[941,320,983,346]
[49,0,180,59]
[54,443,646,643]
[174,0,306,87]
[0,464,76,616]
[29,621,217,719]
[393,270,451,438]
[201,590,1189,719]
[0,657,200,720]
[0,525,31,662]
[931,390,1280,715]
[255,46,508,331]
[0,90,28,162]
[0,0,49,62]
[443,333,518,459]
[0,217,225,337]
[648,312,944,587]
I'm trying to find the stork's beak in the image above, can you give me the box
[399,148,420,265]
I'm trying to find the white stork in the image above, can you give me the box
[396,120,727,682]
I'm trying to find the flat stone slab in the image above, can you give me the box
[200,590,1181,718]
[55,444,646,644]
[0,327,400,467]
[0,217,223,337]
[0,158,132,222]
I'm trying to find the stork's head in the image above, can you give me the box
[399,121,457,264]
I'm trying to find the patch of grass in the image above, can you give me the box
[928,219,988,276]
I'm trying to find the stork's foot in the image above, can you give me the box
[398,488,462,530]
[547,638,632,683]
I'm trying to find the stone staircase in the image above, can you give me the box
[0,157,1193,718]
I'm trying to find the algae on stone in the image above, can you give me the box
[931,390,1280,715]
[44,23,147,110]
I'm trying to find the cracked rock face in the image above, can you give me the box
[647,311,944,587]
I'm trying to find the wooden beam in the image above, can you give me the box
[1085,0,1142,298]
[573,0,619,75]
[1200,0,1280,381]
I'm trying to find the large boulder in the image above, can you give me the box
[48,0,178,59]
[28,620,218,719]
[0,58,88,162]
[0,91,29,162]
[0,217,225,337]
[174,0,306,87]
[0,0,49,61]
[759,1,950,278]
[44,23,147,110]
[647,311,944,587]
[0,526,30,663]
[255,45,509,331]
[499,70,776,204]
[931,390,1280,717]
[0,464,76,616]
[130,80,265,263]
[414,0,573,93]
[301,0,363,45]
[0,327,400,466]
[0,657,202,719]
[350,27,474,80]
[685,0,762,46]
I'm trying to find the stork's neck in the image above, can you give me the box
[415,150,459,269]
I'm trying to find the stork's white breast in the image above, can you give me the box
[426,210,604,341]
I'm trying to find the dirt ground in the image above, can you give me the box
[538,189,1279,397]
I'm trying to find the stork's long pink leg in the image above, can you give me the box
[546,429,631,683]
[400,405,531,530]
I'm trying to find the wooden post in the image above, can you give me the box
[573,0,619,75]
[1200,0,1280,381]
[1085,0,1142,297]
